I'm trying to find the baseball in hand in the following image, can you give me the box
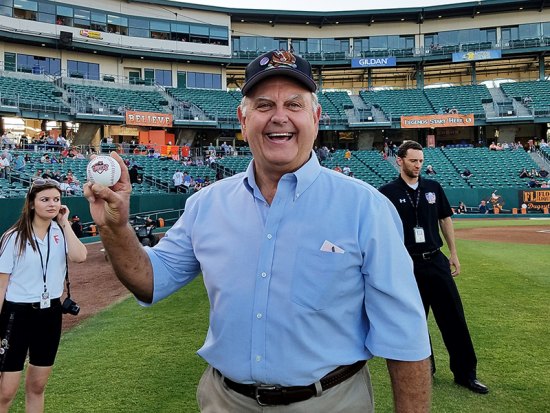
[87,155,122,187]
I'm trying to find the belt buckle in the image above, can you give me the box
[422,250,433,260]
[31,302,41,310]
[255,384,278,406]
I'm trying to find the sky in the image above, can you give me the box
[182,0,472,12]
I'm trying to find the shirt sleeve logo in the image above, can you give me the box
[425,192,436,204]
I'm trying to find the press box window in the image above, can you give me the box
[13,0,37,21]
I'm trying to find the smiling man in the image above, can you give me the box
[85,50,431,412]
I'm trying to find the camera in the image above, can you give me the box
[62,297,80,316]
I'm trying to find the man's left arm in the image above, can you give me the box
[387,358,432,413]
[439,216,460,276]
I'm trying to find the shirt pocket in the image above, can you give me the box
[291,249,348,311]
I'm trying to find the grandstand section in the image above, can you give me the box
[0,0,549,213]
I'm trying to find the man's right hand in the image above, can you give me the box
[83,152,131,230]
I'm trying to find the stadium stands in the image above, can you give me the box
[65,82,170,114]
[166,88,240,122]
[424,85,492,117]
[0,76,70,113]
[359,89,435,120]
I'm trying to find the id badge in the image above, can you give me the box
[40,291,51,309]
[414,226,426,243]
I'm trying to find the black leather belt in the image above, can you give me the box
[410,248,440,260]
[221,360,366,406]
[4,298,61,310]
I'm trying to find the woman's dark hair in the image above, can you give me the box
[0,179,61,256]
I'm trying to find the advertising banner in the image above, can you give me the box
[351,57,397,68]
[452,49,502,62]
[126,111,173,127]
[401,113,474,129]
[520,190,550,211]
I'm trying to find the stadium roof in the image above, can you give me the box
[127,0,547,25]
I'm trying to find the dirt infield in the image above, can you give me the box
[455,225,550,245]
[62,242,129,331]
[63,224,549,330]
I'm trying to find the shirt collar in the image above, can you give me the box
[397,175,424,189]
[243,150,321,200]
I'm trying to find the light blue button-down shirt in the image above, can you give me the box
[145,152,430,386]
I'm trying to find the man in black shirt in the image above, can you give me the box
[379,141,488,395]
[70,215,84,238]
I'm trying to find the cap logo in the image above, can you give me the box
[267,50,297,70]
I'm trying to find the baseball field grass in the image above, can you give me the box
[8,219,550,412]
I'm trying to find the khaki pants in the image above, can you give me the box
[196,364,374,413]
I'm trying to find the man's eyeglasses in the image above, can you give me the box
[30,178,61,190]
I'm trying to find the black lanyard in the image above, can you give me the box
[404,186,421,227]
[34,225,51,294]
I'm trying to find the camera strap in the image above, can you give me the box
[58,225,72,299]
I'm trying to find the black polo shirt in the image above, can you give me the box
[379,176,453,254]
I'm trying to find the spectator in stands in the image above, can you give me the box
[425,165,437,175]
[522,96,533,105]
[528,177,539,188]
[478,200,488,214]
[332,165,343,173]
[24,153,31,164]
[539,168,549,178]
[489,141,498,151]
[59,178,74,195]
[42,169,53,179]
[540,181,549,188]
[0,153,10,178]
[461,168,473,178]
[344,149,352,161]
[457,201,467,214]
[342,165,351,176]
[529,168,539,178]
[13,153,26,172]
[69,181,83,196]
[172,169,184,193]
[129,165,141,185]
[52,171,62,182]
[519,168,529,178]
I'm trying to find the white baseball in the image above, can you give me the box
[87,155,122,187]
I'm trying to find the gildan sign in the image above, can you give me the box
[520,190,550,211]
[351,57,397,68]
[126,111,173,127]
[401,113,474,129]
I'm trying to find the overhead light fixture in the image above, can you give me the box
[306,21,310,25]
[401,18,405,21]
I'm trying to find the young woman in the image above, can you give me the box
[0,178,87,412]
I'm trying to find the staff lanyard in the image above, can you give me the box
[34,224,51,294]
[404,187,421,227]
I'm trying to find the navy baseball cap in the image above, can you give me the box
[241,50,317,96]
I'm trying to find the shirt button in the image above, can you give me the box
[256,355,262,362]
[256,313,263,319]
[261,272,267,278]
[267,234,272,239]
